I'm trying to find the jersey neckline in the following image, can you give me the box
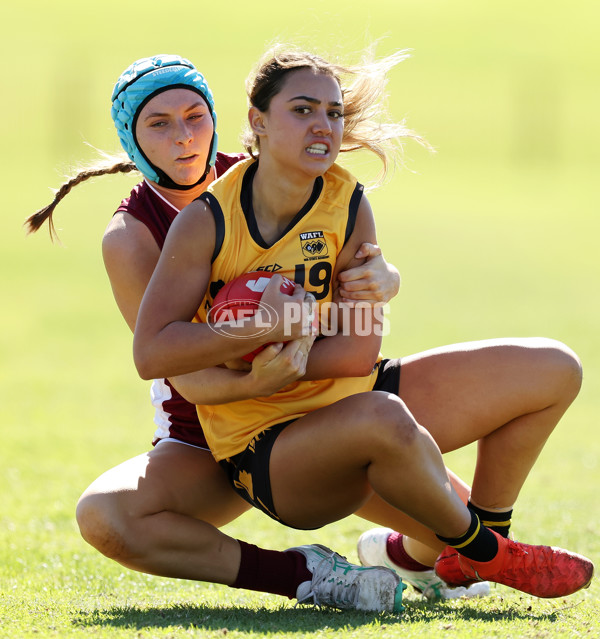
[240,161,324,249]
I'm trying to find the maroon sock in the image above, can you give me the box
[231,540,312,599]
[386,533,432,572]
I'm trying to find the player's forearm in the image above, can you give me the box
[170,356,295,405]
[169,367,251,405]
[302,333,381,380]
[133,319,273,380]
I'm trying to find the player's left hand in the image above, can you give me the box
[336,243,400,306]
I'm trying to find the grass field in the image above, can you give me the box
[2,1,599,637]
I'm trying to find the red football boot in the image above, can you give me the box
[436,530,594,599]
[435,546,479,587]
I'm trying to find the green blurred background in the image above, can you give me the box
[1,0,599,589]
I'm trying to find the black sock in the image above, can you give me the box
[468,501,513,538]
[436,510,498,562]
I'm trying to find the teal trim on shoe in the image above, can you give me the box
[393,579,407,612]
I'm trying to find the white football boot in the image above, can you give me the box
[357,528,491,601]
[290,543,406,612]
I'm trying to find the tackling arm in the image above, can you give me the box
[302,194,384,380]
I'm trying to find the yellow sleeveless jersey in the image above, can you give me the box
[195,158,380,461]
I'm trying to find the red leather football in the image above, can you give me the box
[211,271,296,362]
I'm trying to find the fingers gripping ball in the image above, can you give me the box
[211,272,296,362]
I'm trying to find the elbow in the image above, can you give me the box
[333,333,381,378]
[346,347,380,378]
[353,358,380,378]
[136,367,155,382]
[359,341,382,377]
[134,355,155,381]
[133,339,158,381]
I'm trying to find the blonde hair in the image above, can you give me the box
[24,153,138,242]
[242,45,432,185]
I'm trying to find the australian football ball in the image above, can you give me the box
[211,271,296,362]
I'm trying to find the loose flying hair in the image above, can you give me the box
[27,47,430,241]
[242,46,432,185]
[24,153,138,242]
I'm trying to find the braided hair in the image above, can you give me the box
[25,156,138,241]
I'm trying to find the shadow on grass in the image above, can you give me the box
[73,599,561,633]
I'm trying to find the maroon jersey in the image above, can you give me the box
[116,151,246,448]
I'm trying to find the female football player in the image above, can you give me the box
[132,46,593,601]
[27,54,469,612]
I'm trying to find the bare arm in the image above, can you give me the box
[302,194,384,380]
[103,211,263,399]
[104,208,312,403]
[132,199,307,380]
[169,195,384,401]
[102,211,162,334]
[172,335,315,404]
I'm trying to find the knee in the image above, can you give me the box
[76,491,131,561]
[366,392,422,449]
[540,338,583,401]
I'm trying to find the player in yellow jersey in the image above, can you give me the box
[133,47,593,601]
[26,54,411,612]
[193,158,385,462]
[28,53,490,607]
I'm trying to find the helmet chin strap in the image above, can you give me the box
[153,162,212,191]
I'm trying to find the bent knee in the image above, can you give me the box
[538,338,583,400]
[76,491,131,560]
[364,392,422,447]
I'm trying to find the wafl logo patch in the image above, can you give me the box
[300,231,329,261]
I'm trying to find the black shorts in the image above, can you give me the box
[218,358,401,528]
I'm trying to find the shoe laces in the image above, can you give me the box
[506,537,529,556]
[297,550,359,608]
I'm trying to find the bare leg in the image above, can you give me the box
[269,392,471,537]
[76,442,250,584]
[356,468,471,565]
[354,337,581,566]
[398,337,582,507]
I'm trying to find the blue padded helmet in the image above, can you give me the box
[111,54,218,190]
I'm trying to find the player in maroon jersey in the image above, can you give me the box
[26,54,429,611]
